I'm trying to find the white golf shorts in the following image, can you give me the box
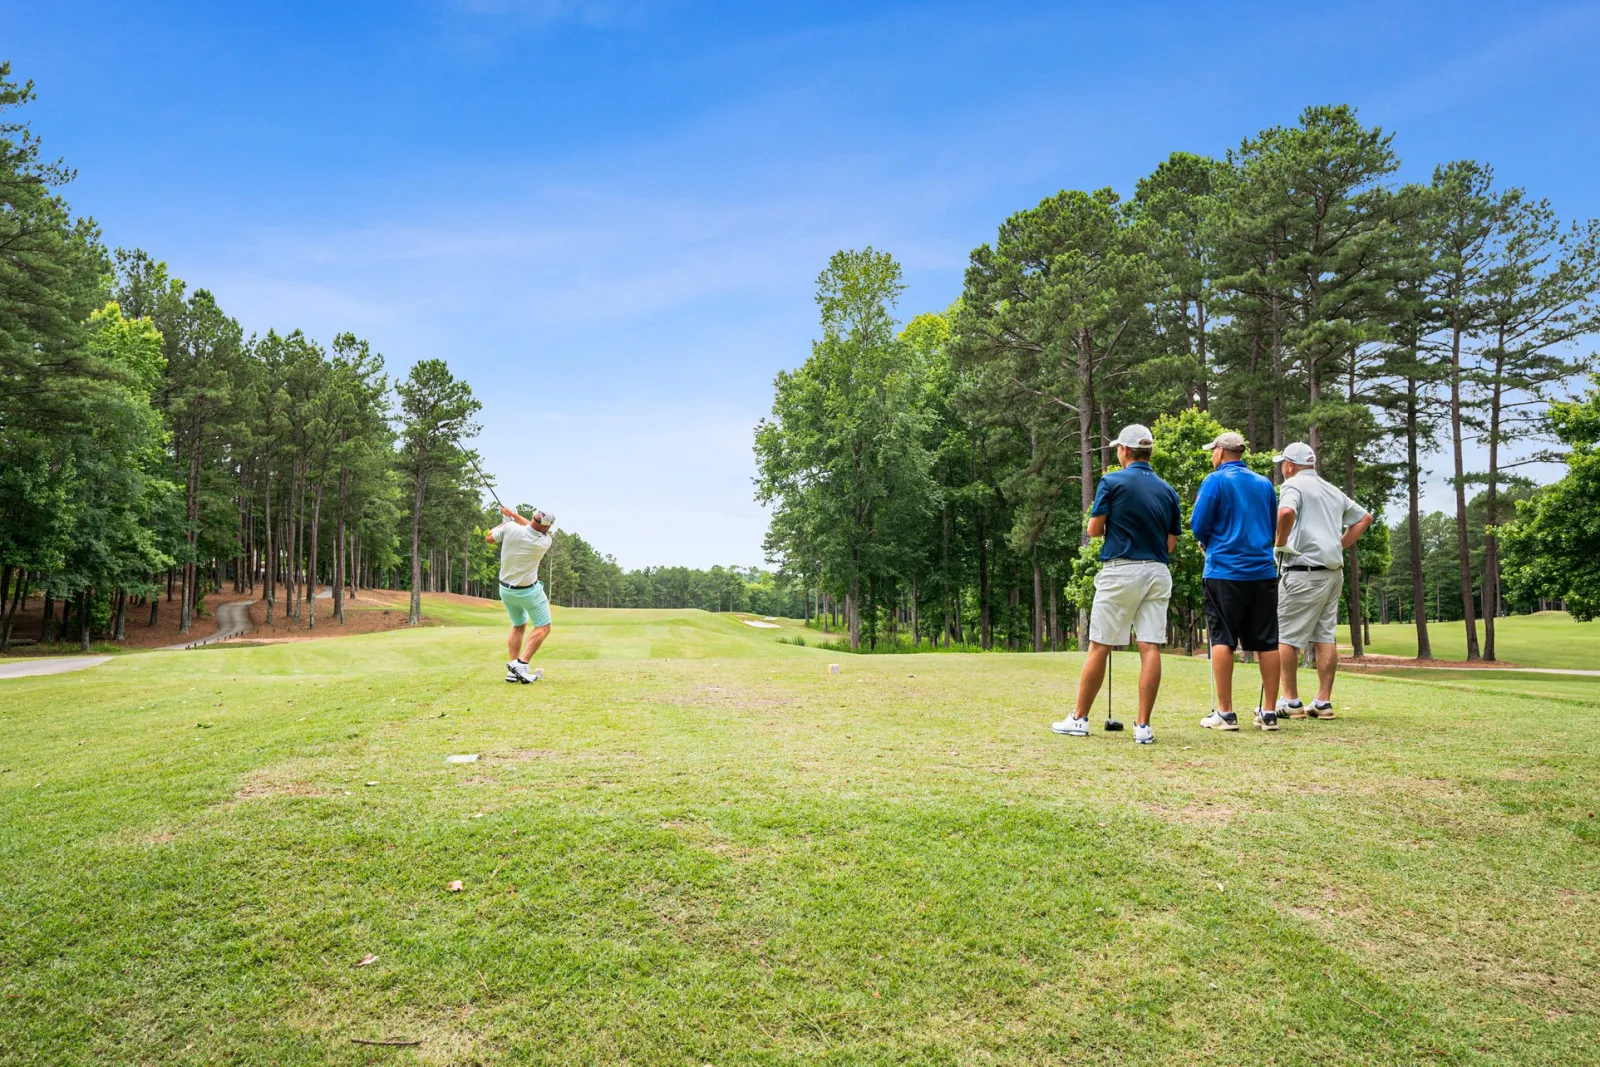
[1089,560,1172,646]
[1278,568,1343,648]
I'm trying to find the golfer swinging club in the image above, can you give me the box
[1272,443,1372,719]
[1190,431,1282,732]
[486,505,556,684]
[1052,424,1182,745]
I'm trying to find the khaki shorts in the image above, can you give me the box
[1278,569,1343,648]
[1089,560,1172,646]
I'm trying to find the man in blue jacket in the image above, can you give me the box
[1190,431,1282,731]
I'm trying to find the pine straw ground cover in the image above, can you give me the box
[0,606,1595,1065]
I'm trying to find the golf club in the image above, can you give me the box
[1104,635,1125,732]
[466,452,505,510]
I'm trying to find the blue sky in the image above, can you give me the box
[9,1,1599,568]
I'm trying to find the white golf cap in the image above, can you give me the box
[1273,442,1316,465]
[1204,431,1248,452]
[1114,423,1155,449]
[531,509,555,526]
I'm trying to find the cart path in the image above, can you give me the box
[161,599,258,650]
[0,655,113,680]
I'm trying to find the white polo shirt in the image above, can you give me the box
[490,522,552,586]
[1279,472,1367,570]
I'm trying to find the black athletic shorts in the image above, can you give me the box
[1203,577,1279,653]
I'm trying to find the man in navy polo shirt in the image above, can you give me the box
[1052,423,1182,745]
[1190,431,1282,732]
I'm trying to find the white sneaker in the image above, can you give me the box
[1051,715,1091,736]
[507,660,536,684]
[1133,723,1154,745]
[1309,700,1334,719]
[1200,710,1240,731]
[1254,708,1280,731]
[1276,698,1307,719]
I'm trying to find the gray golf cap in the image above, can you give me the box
[1114,423,1155,449]
[1273,442,1316,465]
[1204,431,1248,453]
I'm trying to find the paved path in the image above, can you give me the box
[162,599,257,650]
[0,655,113,680]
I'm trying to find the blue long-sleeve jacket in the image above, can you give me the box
[1190,461,1278,581]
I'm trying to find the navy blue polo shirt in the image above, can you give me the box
[1190,460,1279,580]
[1090,462,1182,563]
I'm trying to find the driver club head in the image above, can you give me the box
[1103,718,1125,732]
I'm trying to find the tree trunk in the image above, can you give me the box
[334,469,347,624]
[1448,314,1481,659]
[1270,287,1286,470]
[79,588,91,652]
[307,484,323,630]
[1246,316,1261,450]
[0,573,27,651]
[910,575,919,648]
[264,471,275,625]
[1345,368,1364,658]
[1031,553,1043,653]
[1483,338,1505,661]
[1405,374,1432,660]
[409,468,427,625]
[977,511,991,650]
[114,590,128,641]
[1195,299,1209,411]
[180,447,201,633]
[1048,577,1058,652]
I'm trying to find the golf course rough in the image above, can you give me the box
[1,603,1596,1065]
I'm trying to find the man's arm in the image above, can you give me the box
[1275,506,1297,547]
[1189,479,1214,547]
[500,506,530,527]
[1087,514,1108,538]
[1167,533,1178,554]
[1340,512,1374,550]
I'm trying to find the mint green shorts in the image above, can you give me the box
[500,581,551,628]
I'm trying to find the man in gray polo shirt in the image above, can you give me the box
[1273,442,1372,719]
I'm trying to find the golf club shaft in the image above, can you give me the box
[466,453,505,510]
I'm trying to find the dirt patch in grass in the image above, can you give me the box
[1143,800,1249,825]
[1341,654,1526,669]
[238,597,429,642]
[487,748,562,762]
[230,764,333,803]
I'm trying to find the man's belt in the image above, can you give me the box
[1284,565,1332,572]
[500,580,537,589]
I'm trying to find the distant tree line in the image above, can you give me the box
[757,104,1599,658]
[450,507,805,617]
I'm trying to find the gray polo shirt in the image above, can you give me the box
[1279,472,1367,570]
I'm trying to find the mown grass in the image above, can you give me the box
[1,605,1596,1064]
[1339,612,1598,669]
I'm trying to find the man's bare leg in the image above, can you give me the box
[1074,642,1111,719]
[1278,642,1301,703]
[1257,648,1281,711]
[1136,641,1161,725]
[1314,641,1338,704]
[1210,644,1235,713]
[507,624,526,661]
[519,624,551,662]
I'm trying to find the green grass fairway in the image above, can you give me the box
[3,606,1597,1064]
[1339,611,1598,669]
